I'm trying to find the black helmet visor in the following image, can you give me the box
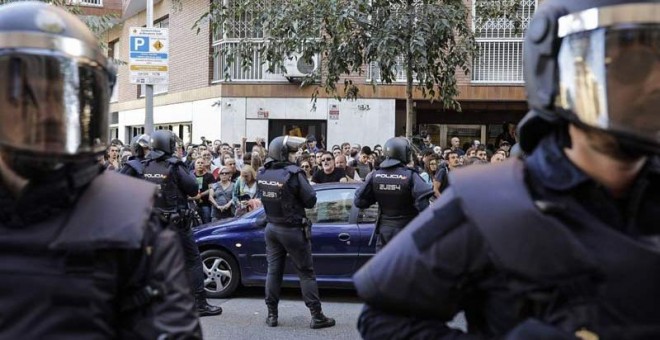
[0,50,111,158]
[557,3,660,147]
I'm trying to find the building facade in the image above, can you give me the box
[110,0,536,149]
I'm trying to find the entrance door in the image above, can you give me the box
[268,120,327,148]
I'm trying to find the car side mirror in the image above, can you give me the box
[256,214,268,228]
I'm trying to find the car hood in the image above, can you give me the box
[193,214,263,239]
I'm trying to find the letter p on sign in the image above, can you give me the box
[131,36,149,52]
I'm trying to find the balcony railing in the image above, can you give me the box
[366,48,524,85]
[70,0,103,7]
[471,39,524,84]
[213,40,524,84]
[212,40,286,82]
[367,58,408,83]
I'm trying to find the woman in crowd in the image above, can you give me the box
[232,165,260,217]
[420,155,440,184]
[300,159,314,182]
[185,148,199,171]
[251,152,264,172]
[209,166,235,221]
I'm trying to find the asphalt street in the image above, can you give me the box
[200,287,467,340]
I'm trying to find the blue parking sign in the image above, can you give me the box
[129,27,169,85]
[130,36,150,52]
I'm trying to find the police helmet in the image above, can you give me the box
[150,130,176,159]
[130,134,150,158]
[0,2,116,179]
[519,0,659,154]
[266,136,306,162]
[380,137,411,168]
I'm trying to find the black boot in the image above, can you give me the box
[266,305,278,327]
[310,309,336,329]
[195,293,223,317]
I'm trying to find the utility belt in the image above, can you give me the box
[269,217,312,241]
[156,208,190,229]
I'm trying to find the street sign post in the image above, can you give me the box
[129,27,169,85]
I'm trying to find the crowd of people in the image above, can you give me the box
[101,129,518,224]
[4,0,659,338]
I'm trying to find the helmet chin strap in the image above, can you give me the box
[0,148,102,197]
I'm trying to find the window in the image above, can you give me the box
[127,123,192,146]
[108,39,120,102]
[472,0,537,83]
[109,127,118,142]
[306,188,354,224]
[358,203,379,224]
[138,16,169,97]
[367,57,410,83]
[212,0,285,82]
[366,1,423,83]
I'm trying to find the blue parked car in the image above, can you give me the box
[194,182,378,298]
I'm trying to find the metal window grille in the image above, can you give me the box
[365,0,424,83]
[471,0,537,83]
[212,0,286,81]
[70,0,103,7]
[367,58,410,83]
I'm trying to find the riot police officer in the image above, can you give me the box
[354,137,433,252]
[354,0,660,339]
[0,2,201,338]
[257,136,335,329]
[119,133,150,176]
[135,129,223,317]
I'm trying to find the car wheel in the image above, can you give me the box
[201,249,240,298]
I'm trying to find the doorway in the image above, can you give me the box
[268,119,328,149]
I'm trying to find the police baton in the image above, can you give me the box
[368,207,381,247]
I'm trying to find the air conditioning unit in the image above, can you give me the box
[283,53,319,79]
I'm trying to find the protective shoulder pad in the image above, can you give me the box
[126,159,144,175]
[50,171,158,250]
[285,165,303,175]
[450,160,596,281]
[165,157,184,166]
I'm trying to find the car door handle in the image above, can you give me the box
[338,233,351,241]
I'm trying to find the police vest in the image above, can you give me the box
[143,158,186,212]
[258,165,306,226]
[371,166,417,225]
[452,159,660,337]
[0,172,157,338]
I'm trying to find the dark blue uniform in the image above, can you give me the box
[354,132,660,339]
[354,165,432,251]
[119,155,145,177]
[140,155,206,297]
[257,162,321,311]
[0,170,201,339]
